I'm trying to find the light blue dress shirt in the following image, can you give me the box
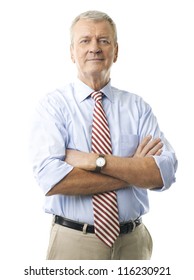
[29,79,177,224]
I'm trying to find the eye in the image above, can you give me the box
[79,39,90,44]
[99,38,110,44]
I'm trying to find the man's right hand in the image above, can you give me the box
[133,135,163,158]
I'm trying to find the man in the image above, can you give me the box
[29,10,177,260]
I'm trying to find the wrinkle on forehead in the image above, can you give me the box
[72,19,114,43]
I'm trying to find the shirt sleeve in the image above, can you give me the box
[153,150,178,191]
[137,97,178,191]
[29,93,73,195]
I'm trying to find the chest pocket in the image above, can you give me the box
[120,134,139,157]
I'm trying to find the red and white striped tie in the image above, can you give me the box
[91,91,120,247]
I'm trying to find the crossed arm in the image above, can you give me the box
[46,136,163,196]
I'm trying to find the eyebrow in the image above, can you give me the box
[78,35,112,42]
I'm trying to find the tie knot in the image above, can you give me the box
[91,91,103,102]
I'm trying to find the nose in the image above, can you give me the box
[89,49,102,54]
[89,40,102,54]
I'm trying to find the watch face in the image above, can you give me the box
[96,157,106,167]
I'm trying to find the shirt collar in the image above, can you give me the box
[74,78,114,103]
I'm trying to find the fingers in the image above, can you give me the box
[134,135,151,155]
[134,135,163,157]
[136,135,152,151]
[155,149,163,156]
[146,140,163,156]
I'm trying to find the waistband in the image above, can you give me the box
[54,215,142,234]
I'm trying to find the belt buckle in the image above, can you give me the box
[131,220,136,232]
[82,224,88,234]
[124,220,136,233]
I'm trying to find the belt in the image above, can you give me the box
[54,215,142,234]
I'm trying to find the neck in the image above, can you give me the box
[78,72,110,91]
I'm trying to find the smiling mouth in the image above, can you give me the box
[87,57,104,61]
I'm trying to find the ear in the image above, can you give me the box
[113,43,118,63]
[70,45,75,63]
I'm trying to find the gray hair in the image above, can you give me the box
[70,10,117,45]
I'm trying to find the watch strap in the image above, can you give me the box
[95,165,102,173]
[95,154,105,173]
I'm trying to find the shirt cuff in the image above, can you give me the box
[152,153,177,192]
[36,160,74,195]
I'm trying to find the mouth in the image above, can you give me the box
[87,58,104,62]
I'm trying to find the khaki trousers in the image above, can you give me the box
[46,220,153,260]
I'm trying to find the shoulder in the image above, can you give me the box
[111,85,150,110]
[112,85,139,99]
[38,83,74,107]
[45,83,74,102]
[33,83,75,120]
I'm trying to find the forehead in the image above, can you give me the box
[72,19,114,38]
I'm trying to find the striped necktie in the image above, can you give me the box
[91,91,120,247]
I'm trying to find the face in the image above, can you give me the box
[70,19,118,84]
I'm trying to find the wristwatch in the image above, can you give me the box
[95,154,106,173]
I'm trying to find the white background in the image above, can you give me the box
[0,0,194,278]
